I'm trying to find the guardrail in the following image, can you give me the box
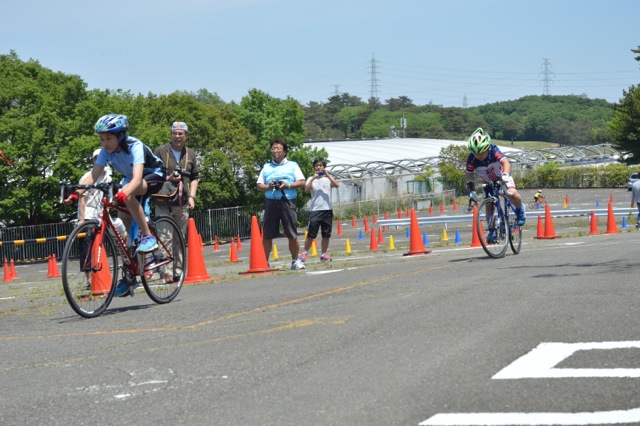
[376,207,634,228]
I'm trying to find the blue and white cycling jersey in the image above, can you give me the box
[465,145,506,183]
[95,136,163,185]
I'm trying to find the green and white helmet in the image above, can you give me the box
[468,127,491,153]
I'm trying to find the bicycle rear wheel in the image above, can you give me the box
[476,198,509,259]
[140,216,185,304]
[508,211,522,255]
[61,221,118,318]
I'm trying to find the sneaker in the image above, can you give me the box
[291,259,306,270]
[114,278,138,297]
[486,230,497,244]
[320,254,332,262]
[636,222,640,230]
[137,235,158,253]
[299,251,308,262]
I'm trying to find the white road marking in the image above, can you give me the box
[306,270,345,275]
[421,341,640,425]
[493,341,640,379]
[420,407,640,425]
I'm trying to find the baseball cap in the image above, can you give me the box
[172,122,188,132]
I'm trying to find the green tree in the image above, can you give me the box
[336,105,371,138]
[437,144,468,193]
[610,85,640,159]
[0,51,89,226]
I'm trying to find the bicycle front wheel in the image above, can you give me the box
[140,216,185,304]
[476,198,509,259]
[61,221,118,318]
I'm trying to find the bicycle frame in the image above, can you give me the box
[484,181,516,224]
[475,180,522,258]
[63,182,172,279]
[60,181,186,317]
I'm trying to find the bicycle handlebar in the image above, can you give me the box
[59,181,122,205]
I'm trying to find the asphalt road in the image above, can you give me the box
[1,188,639,426]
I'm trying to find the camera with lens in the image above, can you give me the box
[173,165,182,178]
[273,180,285,190]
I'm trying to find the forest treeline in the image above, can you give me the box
[1,49,638,226]
[303,93,614,145]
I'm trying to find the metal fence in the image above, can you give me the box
[0,222,75,265]
[0,206,261,265]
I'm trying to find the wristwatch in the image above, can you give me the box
[189,195,195,200]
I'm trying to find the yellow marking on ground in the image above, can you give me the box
[0,263,453,341]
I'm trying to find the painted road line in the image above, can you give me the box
[494,341,640,379]
[420,407,640,425]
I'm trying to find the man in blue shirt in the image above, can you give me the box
[256,139,306,270]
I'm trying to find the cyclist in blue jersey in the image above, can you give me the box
[81,114,165,295]
[465,128,525,242]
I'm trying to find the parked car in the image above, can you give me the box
[628,172,639,190]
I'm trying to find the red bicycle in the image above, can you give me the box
[60,182,186,318]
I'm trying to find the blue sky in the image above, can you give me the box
[3,0,639,107]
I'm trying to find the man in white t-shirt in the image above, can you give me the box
[300,158,339,262]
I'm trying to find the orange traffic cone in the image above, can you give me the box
[236,234,243,250]
[378,227,384,244]
[541,203,558,239]
[403,209,431,256]
[184,218,212,283]
[240,216,278,275]
[10,259,18,280]
[468,206,482,248]
[605,202,619,234]
[337,220,343,236]
[351,216,356,228]
[364,216,369,232]
[439,203,445,213]
[565,194,570,206]
[589,210,600,235]
[49,253,61,278]
[228,237,240,263]
[428,204,433,214]
[369,229,379,252]
[534,214,545,239]
[452,200,457,212]
[46,255,53,278]
[7,259,14,280]
[397,208,403,219]
[373,213,378,224]
[3,259,11,282]
[90,245,110,294]
[213,235,220,251]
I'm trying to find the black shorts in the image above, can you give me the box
[143,173,165,196]
[262,198,298,240]
[306,210,333,239]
